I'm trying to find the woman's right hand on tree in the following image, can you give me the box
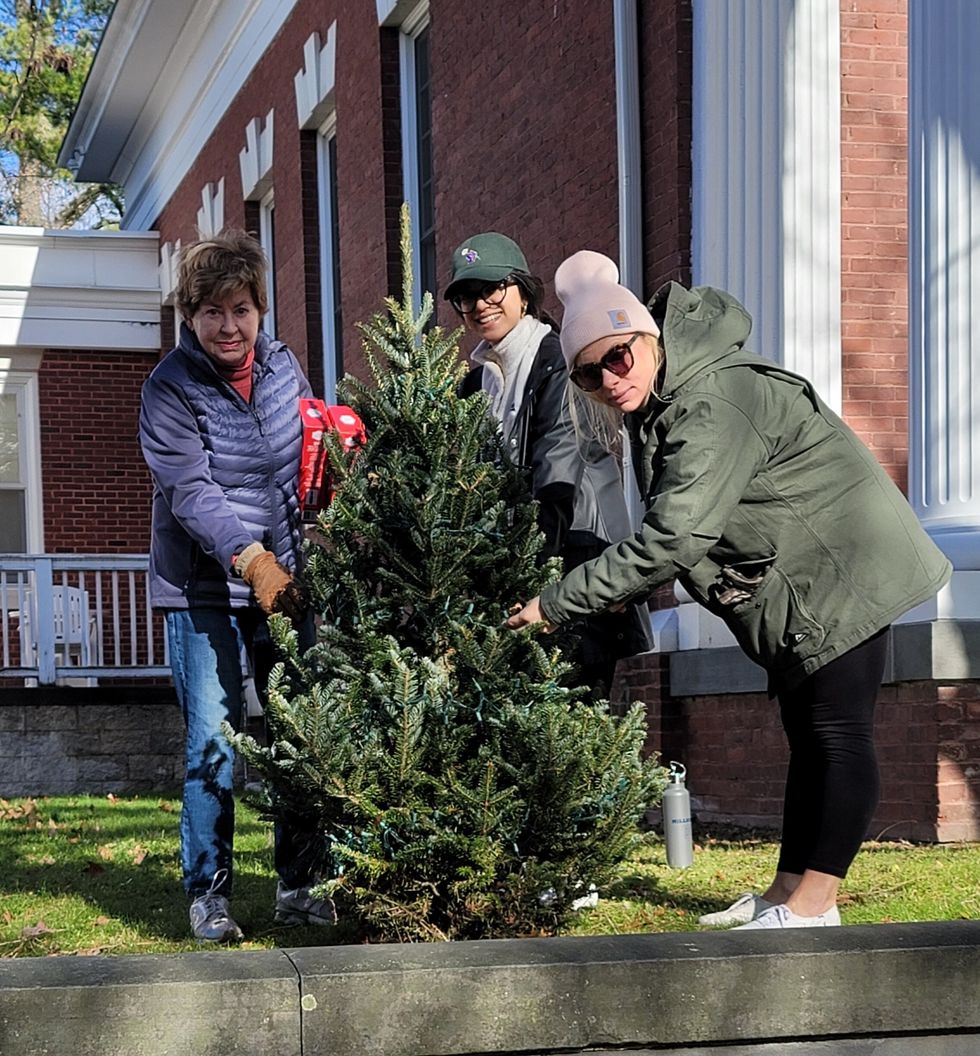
[505,597,557,633]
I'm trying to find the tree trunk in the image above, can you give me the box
[14,157,47,227]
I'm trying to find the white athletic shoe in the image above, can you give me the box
[698,892,774,927]
[733,903,841,930]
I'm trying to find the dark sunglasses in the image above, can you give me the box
[449,278,514,314]
[569,333,641,392]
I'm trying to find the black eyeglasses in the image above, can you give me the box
[449,278,514,314]
[569,333,640,392]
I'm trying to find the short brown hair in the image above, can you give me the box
[176,229,269,319]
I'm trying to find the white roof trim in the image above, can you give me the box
[0,228,160,350]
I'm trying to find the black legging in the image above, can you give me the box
[776,627,889,878]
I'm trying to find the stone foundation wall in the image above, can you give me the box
[0,688,184,797]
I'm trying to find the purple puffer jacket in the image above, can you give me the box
[139,324,313,610]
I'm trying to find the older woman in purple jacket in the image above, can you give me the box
[139,230,332,942]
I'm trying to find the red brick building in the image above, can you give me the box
[3,0,976,838]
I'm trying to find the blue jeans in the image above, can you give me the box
[166,607,317,898]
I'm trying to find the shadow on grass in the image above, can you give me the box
[603,870,720,917]
[0,797,360,950]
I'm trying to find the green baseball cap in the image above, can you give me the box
[444,232,530,298]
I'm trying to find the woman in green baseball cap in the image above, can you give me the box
[445,232,649,698]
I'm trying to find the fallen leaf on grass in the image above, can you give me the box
[21,921,53,940]
[97,845,113,861]
[94,916,111,927]
[2,910,13,924]
[106,794,119,804]
[158,801,174,813]
[0,798,38,822]
[131,845,148,865]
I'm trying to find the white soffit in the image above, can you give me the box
[60,0,300,231]
[0,228,160,350]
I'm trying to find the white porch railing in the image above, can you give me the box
[0,554,170,685]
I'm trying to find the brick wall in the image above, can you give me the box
[431,0,621,343]
[840,0,909,487]
[151,1,691,369]
[39,351,156,553]
[640,0,693,291]
[614,652,980,844]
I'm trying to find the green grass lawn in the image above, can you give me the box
[1,794,977,957]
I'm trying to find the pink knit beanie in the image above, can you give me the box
[555,250,660,368]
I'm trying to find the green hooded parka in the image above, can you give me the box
[538,282,951,689]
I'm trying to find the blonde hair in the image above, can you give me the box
[567,332,664,455]
[176,229,269,320]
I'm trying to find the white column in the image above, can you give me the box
[692,0,841,410]
[908,0,980,570]
[668,0,841,651]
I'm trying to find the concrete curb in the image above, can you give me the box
[1,921,978,1055]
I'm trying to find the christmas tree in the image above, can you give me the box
[229,208,667,941]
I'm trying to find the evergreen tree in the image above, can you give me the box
[0,0,120,227]
[230,208,666,942]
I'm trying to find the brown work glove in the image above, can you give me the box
[235,542,308,623]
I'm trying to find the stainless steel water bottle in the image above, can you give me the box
[663,760,694,869]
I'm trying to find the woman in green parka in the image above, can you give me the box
[507,250,952,930]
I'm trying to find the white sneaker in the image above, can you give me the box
[698,892,774,927]
[733,903,841,930]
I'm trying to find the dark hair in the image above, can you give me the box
[511,272,561,332]
[176,229,269,319]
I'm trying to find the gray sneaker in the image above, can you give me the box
[189,869,244,943]
[698,892,774,927]
[274,881,337,926]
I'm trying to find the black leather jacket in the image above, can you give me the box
[461,330,632,560]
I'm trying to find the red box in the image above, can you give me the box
[298,399,366,522]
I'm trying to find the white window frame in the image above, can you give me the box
[259,188,277,338]
[0,363,43,553]
[317,113,341,399]
[398,1,431,312]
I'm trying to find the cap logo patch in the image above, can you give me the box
[608,309,631,329]
[461,248,480,263]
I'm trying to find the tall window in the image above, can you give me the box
[259,190,277,337]
[317,117,343,398]
[399,8,435,311]
[0,371,41,553]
